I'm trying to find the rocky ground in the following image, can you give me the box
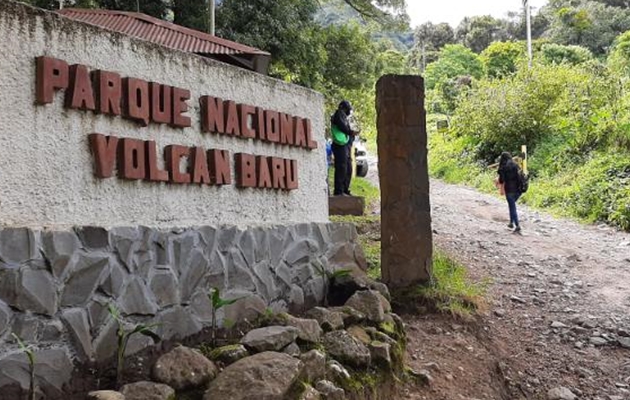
[389,178,630,400]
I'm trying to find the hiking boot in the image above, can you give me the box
[507,223,514,229]
[513,225,522,234]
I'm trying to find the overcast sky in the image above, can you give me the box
[406,0,549,28]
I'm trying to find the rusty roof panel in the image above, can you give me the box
[57,8,269,57]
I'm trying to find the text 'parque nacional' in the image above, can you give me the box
[35,56,318,190]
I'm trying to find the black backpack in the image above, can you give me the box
[519,170,529,193]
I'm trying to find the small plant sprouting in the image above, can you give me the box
[107,304,160,389]
[314,264,352,306]
[208,288,244,347]
[12,334,35,400]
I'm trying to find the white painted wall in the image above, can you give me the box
[0,2,328,228]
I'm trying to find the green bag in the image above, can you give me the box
[331,124,349,146]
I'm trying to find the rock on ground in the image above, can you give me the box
[120,381,175,400]
[281,314,323,343]
[152,346,218,391]
[315,380,345,400]
[344,290,388,323]
[203,352,303,400]
[299,350,326,383]
[86,391,125,400]
[240,326,300,352]
[547,387,577,400]
[208,344,249,365]
[305,307,345,331]
[299,386,322,400]
[323,330,371,368]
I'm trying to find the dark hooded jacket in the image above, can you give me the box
[498,153,521,194]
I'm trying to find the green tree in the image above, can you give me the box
[340,0,409,27]
[423,44,483,90]
[411,22,455,70]
[540,43,593,65]
[608,30,630,74]
[173,0,207,31]
[481,41,526,78]
[322,23,377,91]
[544,0,630,54]
[23,0,99,10]
[414,22,455,51]
[98,0,170,18]
[456,15,510,53]
[505,10,550,40]
[215,0,326,88]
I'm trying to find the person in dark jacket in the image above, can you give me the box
[330,100,356,196]
[498,152,523,233]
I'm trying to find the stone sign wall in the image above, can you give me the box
[0,3,364,399]
[0,1,327,228]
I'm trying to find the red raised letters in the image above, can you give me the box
[239,104,256,139]
[280,113,294,146]
[265,111,280,143]
[200,96,225,133]
[285,159,298,190]
[172,87,191,128]
[257,156,273,189]
[88,133,118,178]
[118,138,146,180]
[224,100,240,136]
[165,145,191,184]
[124,78,150,126]
[66,64,95,111]
[36,56,69,105]
[94,70,122,116]
[271,157,286,189]
[191,146,211,185]
[235,153,256,188]
[150,83,172,124]
[145,140,169,182]
[209,149,231,185]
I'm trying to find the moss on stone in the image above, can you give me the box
[378,321,396,336]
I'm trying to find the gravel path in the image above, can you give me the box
[425,179,630,399]
[365,160,630,399]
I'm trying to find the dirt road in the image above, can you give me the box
[365,165,630,399]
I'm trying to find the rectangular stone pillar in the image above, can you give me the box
[376,75,433,288]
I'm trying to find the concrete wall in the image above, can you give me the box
[0,1,328,229]
[0,222,366,398]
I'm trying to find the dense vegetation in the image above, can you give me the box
[26,0,630,229]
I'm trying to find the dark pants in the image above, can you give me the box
[332,143,349,195]
[345,145,353,194]
[506,192,522,226]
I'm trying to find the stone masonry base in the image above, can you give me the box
[0,222,366,397]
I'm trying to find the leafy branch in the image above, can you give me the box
[208,288,244,347]
[12,334,35,400]
[107,304,160,389]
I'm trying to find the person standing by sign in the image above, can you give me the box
[330,100,357,196]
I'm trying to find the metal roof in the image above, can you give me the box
[57,8,270,73]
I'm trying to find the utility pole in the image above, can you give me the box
[524,0,532,67]
[208,0,215,35]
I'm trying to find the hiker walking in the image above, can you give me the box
[497,152,523,233]
[330,100,358,196]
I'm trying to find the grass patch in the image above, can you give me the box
[415,249,489,317]
[331,214,487,317]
